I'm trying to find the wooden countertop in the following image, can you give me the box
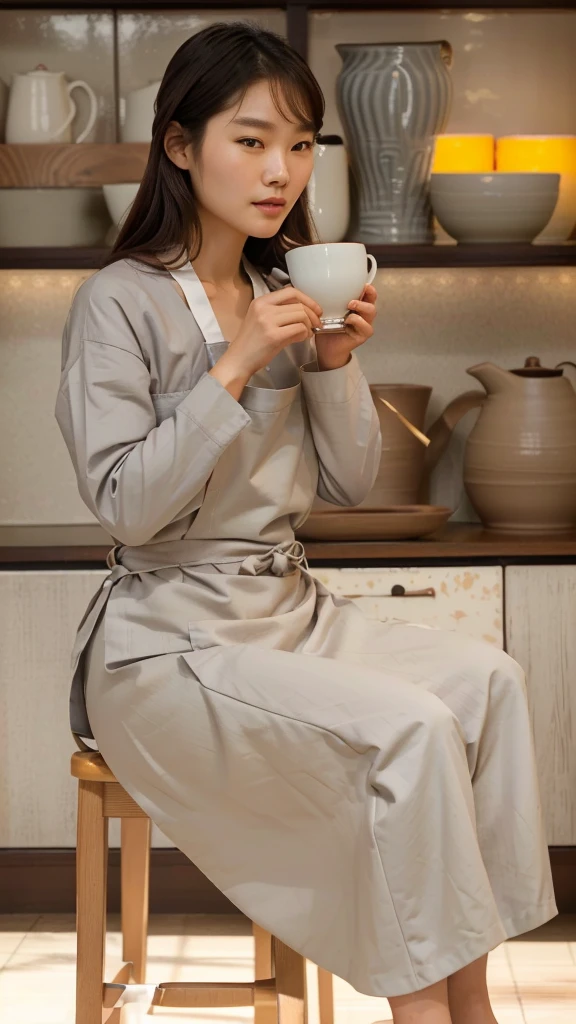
[1,523,576,564]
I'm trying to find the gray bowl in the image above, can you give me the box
[430,172,560,243]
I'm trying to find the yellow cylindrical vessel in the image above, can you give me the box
[433,134,495,173]
[496,135,576,242]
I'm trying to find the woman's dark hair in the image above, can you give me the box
[104,22,325,274]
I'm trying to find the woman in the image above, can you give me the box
[55,22,557,1024]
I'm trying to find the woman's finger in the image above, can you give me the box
[343,312,374,342]
[356,283,378,304]
[347,299,376,324]
[268,286,323,317]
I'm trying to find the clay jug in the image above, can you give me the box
[359,384,433,507]
[424,357,576,532]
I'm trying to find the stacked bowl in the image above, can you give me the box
[430,172,560,244]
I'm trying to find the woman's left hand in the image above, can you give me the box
[314,284,378,370]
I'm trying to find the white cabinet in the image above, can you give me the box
[0,570,172,848]
[505,565,576,845]
[4,563,576,847]
[308,565,504,647]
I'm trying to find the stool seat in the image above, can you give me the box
[71,750,116,782]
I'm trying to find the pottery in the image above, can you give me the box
[5,65,97,144]
[496,135,576,243]
[122,81,161,143]
[425,357,576,532]
[356,385,433,508]
[433,134,495,173]
[0,188,110,246]
[103,183,140,227]
[285,242,376,332]
[307,135,350,242]
[430,172,560,244]
[335,41,453,244]
[296,506,452,542]
[0,77,8,142]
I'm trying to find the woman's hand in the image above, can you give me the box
[315,283,378,371]
[226,286,323,378]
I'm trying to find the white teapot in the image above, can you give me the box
[5,64,97,144]
[122,80,161,143]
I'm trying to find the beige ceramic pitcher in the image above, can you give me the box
[424,357,576,532]
[5,64,97,143]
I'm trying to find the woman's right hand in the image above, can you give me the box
[227,287,323,377]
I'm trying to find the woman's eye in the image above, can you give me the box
[293,141,314,152]
[238,138,263,148]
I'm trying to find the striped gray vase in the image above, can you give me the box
[336,41,453,244]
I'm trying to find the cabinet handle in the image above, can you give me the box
[342,586,436,599]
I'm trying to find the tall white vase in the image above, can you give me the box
[336,41,453,244]
[307,135,350,242]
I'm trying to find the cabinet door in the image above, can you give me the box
[308,565,503,647]
[0,570,171,848]
[505,565,576,845]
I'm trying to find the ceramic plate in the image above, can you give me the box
[296,505,453,541]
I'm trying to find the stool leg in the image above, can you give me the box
[254,923,273,980]
[253,924,275,1024]
[317,968,334,1024]
[274,938,307,1024]
[76,780,108,1024]
[120,817,151,983]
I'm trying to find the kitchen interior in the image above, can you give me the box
[1,2,576,1022]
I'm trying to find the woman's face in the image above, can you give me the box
[185,79,316,238]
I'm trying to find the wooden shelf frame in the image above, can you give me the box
[1,243,575,271]
[9,1,576,8]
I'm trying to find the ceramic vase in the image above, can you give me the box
[307,134,350,242]
[336,41,453,244]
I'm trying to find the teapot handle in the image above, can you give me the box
[418,390,484,502]
[67,80,98,143]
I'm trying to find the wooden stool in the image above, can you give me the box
[71,750,335,1024]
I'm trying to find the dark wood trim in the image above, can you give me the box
[369,242,576,268]
[0,247,111,270]
[0,849,238,914]
[1,847,574,914]
[2,243,576,271]
[3,523,576,566]
[5,1,576,9]
[286,1,309,60]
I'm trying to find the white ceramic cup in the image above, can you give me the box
[285,242,377,332]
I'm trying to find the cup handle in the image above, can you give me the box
[68,80,98,143]
[366,253,377,286]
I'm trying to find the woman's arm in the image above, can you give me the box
[55,322,251,548]
[300,351,382,506]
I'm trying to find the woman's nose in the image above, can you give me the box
[264,158,289,187]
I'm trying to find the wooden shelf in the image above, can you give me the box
[369,243,576,268]
[1,243,575,271]
[0,248,111,270]
[12,0,576,8]
[0,144,149,188]
[1,523,576,564]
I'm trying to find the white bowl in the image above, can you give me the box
[0,188,111,246]
[102,183,140,228]
[430,172,560,243]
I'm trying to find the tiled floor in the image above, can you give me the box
[0,913,575,1023]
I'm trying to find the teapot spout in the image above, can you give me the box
[467,362,519,395]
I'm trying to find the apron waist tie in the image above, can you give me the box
[105,538,309,578]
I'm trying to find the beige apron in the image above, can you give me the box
[80,259,557,998]
[70,257,320,742]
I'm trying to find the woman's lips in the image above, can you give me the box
[253,201,286,215]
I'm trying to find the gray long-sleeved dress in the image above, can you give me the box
[55,254,557,999]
